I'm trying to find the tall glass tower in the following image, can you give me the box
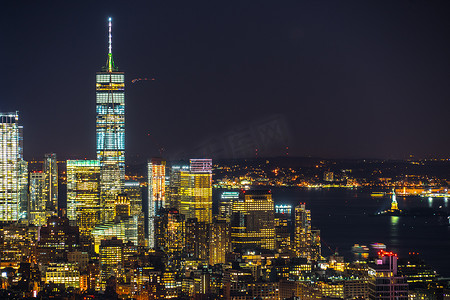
[0,112,28,221]
[43,153,58,214]
[96,18,125,222]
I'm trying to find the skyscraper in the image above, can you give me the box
[29,171,46,226]
[43,153,58,214]
[231,190,275,251]
[67,160,101,237]
[96,17,125,222]
[294,203,312,259]
[0,112,28,221]
[148,158,166,248]
[179,159,212,223]
[368,251,408,300]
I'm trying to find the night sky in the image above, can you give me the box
[1,1,450,162]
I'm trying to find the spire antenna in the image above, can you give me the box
[108,17,112,55]
[105,17,116,72]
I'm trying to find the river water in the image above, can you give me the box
[214,187,450,276]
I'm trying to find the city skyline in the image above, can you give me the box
[1,5,450,298]
[2,1,450,161]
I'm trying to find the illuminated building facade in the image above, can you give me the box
[148,158,166,248]
[91,215,143,253]
[29,172,47,226]
[185,218,209,261]
[231,190,275,250]
[311,229,321,260]
[37,216,81,265]
[0,225,36,266]
[154,208,185,255]
[368,251,408,300]
[0,112,28,221]
[45,262,80,289]
[294,203,312,259]
[115,193,130,218]
[179,159,212,223]
[274,206,291,253]
[124,180,142,216]
[219,191,239,220]
[99,237,124,290]
[67,160,101,237]
[96,18,125,222]
[209,217,231,265]
[167,163,189,209]
[43,153,58,214]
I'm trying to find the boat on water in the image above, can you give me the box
[351,244,369,253]
[371,192,386,197]
[371,243,386,250]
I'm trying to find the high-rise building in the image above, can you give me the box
[148,158,166,248]
[219,191,239,220]
[231,190,275,251]
[368,250,408,300]
[185,218,209,261]
[96,18,125,223]
[99,237,124,290]
[43,153,58,214]
[179,159,212,223]
[0,112,28,221]
[294,203,312,259]
[124,180,142,216]
[274,205,292,254]
[67,160,101,237]
[167,163,189,209]
[209,217,231,265]
[29,171,47,226]
[154,208,185,255]
[36,216,81,265]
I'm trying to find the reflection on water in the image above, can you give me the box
[428,197,433,208]
[390,216,400,246]
[445,198,448,208]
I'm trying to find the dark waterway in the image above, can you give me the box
[214,187,450,277]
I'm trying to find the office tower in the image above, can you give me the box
[36,216,81,265]
[99,237,124,290]
[96,18,125,223]
[219,191,239,220]
[148,158,166,248]
[167,163,189,209]
[294,203,312,259]
[185,218,209,261]
[124,180,142,216]
[0,112,28,221]
[274,205,291,254]
[29,171,47,226]
[154,208,185,255]
[43,153,58,213]
[67,160,101,237]
[231,190,275,251]
[209,217,231,265]
[368,251,408,300]
[179,159,212,223]
[311,229,321,260]
[397,253,437,289]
